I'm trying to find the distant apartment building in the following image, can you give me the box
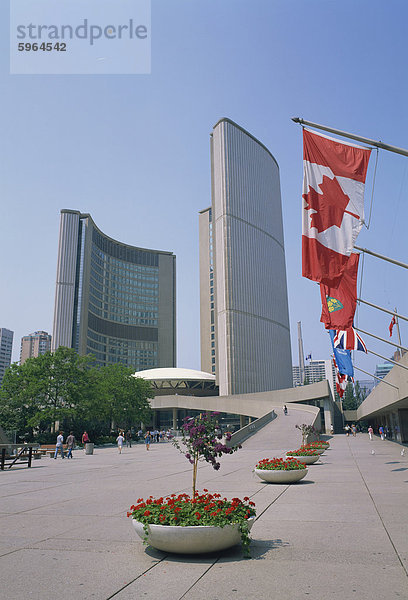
[374,361,393,383]
[52,210,176,370]
[0,328,13,386]
[293,359,336,399]
[199,118,292,396]
[20,331,52,365]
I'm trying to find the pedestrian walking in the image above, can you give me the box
[368,426,373,441]
[145,431,151,451]
[379,425,385,441]
[344,425,350,436]
[116,432,124,453]
[66,431,75,458]
[54,431,65,459]
[330,424,334,435]
[126,430,132,448]
[82,431,89,444]
[283,405,288,415]
[351,424,357,437]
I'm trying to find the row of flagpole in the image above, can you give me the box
[294,117,407,398]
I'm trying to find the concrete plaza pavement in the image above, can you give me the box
[1,410,408,600]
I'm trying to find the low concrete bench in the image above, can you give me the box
[40,444,68,457]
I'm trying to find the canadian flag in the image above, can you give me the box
[302,129,371,286]
[389,315,396,337]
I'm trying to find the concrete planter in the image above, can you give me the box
[306,448,325,455]
[132,517,255,554]
[286,454,320,465]
[254,467,308,484]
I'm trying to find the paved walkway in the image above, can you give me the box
[1,411,408,599]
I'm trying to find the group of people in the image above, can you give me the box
[54,430,90,459]
[344,424,394,441]
[373,425,390,441]
[344,424,358,437]
[116,429,174,453]
[55,428,176,457]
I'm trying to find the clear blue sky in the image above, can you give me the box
[1,0,407,382]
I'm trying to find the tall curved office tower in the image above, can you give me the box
[52,210,176,370]
[199,119,292,395]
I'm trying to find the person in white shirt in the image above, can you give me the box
[54,432,65,459]
[116,433,125,454]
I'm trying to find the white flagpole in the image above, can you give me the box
[367,349,408,372]
[394,307,403,359]
[357,299,408,323]
[354,246,408,270]
[292,117,408,158]
[353,326,408,354]
[353,366,399,390]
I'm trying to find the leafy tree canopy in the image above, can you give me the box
[93,363,153,429]
[0,348,154,441]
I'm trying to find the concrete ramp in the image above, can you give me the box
[240,403,320,453]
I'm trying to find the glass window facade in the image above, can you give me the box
[53,211,176,372]
[84,234,160,369]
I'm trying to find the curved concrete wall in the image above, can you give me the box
[150,379,328,423]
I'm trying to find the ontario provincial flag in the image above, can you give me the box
[320,252,359,330]
[302,129,371,286]
[333,327,367,353]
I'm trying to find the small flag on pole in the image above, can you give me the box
[389,315,396,337]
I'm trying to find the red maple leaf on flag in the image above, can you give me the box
[303,175,354,233]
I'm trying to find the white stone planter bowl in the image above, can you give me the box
[286,454,320,465]
[305,448,325,455]
[132,517,255,554]
[254,467,308,483]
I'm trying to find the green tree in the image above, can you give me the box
[354,381,368,406]
[0,347,95,440]
[93,363,153,430]
[342,382,357,410]
[342,381,368,411]
[0,362,40,439]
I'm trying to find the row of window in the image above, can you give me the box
[92,248,159,274]
[88,302,158,326]
[89,276,159,304]
[88,339,157,358]
[87,328,157,351]
[88,349,158,368]
[91,232,159,268]
[90,262,159,288]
